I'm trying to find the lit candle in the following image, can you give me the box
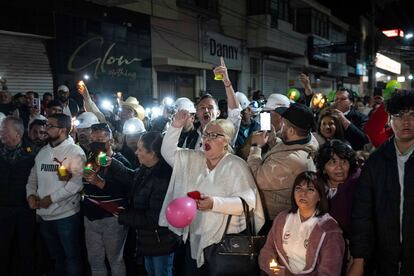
[58,165,68,177]
[269,259,279,272]
[98,152,107,166]
[84,163,93,172]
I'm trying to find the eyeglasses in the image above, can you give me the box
[202,132,225,140]
[45,124,62,129]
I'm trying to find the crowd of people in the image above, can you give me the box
[0,58,414,276]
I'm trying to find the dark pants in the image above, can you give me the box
[39,212,82,276]
[0,206,36,276]
[181,241,208,276]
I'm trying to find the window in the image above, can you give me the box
[176,0,218,16]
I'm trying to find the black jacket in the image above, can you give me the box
[110,158,180,256]
[350,137,414,275]
[83,152,132,220]
[344,107,369,150]
[0,141,36,209]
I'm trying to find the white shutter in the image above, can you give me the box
[0,34,53,96]
[262,60,288,96]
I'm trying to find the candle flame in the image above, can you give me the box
[269,259,278,268]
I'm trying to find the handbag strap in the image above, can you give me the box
[219,197,255,241]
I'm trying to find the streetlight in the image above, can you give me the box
[409,74,413,80]
[405,33,413,40]
[83,74,90,80]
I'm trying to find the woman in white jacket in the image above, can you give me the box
[159,110,265,275]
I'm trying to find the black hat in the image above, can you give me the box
[281,103,315,132]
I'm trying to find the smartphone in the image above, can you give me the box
[260,112,271,131]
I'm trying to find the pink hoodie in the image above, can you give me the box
[259,211,345,276]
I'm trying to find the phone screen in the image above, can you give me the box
[260,112,271,131]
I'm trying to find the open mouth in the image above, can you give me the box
[203,114,210,121]
[204,143,211,151]
[299,199,307,203]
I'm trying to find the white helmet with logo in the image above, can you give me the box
[174,97,196,113]
[123,117,146,135]
[235,92,250,110]
[76,112,99,129]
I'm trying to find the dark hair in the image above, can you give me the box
[385,90,414,115]
[29,119,47,131]
[48,113,71,135]
[140,131,163,159]
[196,93,218,108]
[336,88,354,102]
[43,92,53,100]
[47,100,63,109]
[317,108,346,141]
[289,171,329,217]
[26,91,39,98]
[91,123,112,137]
[316,139,357,183]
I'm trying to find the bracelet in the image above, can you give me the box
[223,80,232,88]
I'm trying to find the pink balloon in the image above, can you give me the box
[165,196,197,228]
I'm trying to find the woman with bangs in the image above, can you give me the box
[259,171,344,275]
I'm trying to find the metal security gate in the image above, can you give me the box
[0,33,53,95]
[262,60,288,96]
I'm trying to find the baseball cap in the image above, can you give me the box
[281,103,315,132]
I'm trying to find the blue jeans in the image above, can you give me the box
[39,212,82,276]
[144,252,174,276]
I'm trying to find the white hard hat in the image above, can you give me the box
[123,117,146,135]
[235,92,250,110]
[174,97,196,113]
[76,112,99,129]
[263,94,290,111]
[57,85,69,93]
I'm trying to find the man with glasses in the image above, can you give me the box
[180,58,240,150]
[350,90,414,276]
[82,122,132,276]
[26,113,86,276]
[332,88,369,150]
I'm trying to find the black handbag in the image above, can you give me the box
[204,198,266,276]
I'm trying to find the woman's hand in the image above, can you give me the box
[196,195,214,211]
[172,110,190,128]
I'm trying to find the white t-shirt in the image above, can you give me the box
[282,211,319,274]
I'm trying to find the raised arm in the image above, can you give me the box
[161,110,189,166]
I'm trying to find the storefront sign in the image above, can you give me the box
[203,32,242,70]
[376,53,401,74]
[68,36,142,79]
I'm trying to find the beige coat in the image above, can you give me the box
[247,135,319,221]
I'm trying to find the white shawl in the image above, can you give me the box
[159,126,265,267]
